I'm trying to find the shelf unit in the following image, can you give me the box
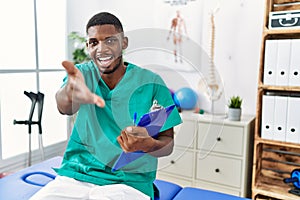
[252,0,300,199]
[157,112,255,198]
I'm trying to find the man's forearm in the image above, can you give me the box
[55,87,79,115]
[147,128,174,157]
[147,136,174,157]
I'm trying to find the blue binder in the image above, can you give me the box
[111,104,176,172]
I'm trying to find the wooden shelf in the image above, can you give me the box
[252,139,300,199]
[252,2,300,199]
[258,84,300,92]
[264,28,300,36]
[254,137,300,149]
[253,178,297,200]
[252,141,300,199]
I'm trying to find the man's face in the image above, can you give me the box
[86,24,128,74]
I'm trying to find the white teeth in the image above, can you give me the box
[98,56,112,61]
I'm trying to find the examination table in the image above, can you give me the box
[0,156,250,200]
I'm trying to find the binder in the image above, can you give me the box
[261,95,275,140]
[276,39,291,86]
[263,40,277,85]
[289,39,300,87]
[273,96,288,142]
[286,96,300,143]
[111,104,175,172]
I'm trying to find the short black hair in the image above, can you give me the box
[86,12,123,34]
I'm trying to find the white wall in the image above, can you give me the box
[66,0,155,33]
[201,0,264,115]
[66,0,265,115]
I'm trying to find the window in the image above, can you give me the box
[0,0,67,161]
[0,0,36,69]
[36,0,67,69]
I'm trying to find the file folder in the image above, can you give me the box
[261,95,275,140]
[286,96,300,143]
[276,39,291,86]
[289,39,300,87]
[111,104,175,172]
[273,96,288,142]
[263,40,277,85]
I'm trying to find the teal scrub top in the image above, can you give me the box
[55,61,182,199]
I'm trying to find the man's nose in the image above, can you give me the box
[95,41,107,51]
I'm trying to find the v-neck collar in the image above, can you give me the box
[97,62,132,98]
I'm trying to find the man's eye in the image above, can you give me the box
[89,41,98,46]
[105,38,117,45]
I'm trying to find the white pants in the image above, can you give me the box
[29,175,150,200]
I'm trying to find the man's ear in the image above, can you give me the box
[122,37,128,50]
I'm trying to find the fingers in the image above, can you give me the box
[62,60,78,75]
[117,126,151,153]
[118,130,136,152]
[125,127,139,136]
[92,93,106,108]
[117,131,131,152]
[125,126,134,134]
[74,90,105,108]
[125,126,148,137]
[117,129,153,153]
[62,60,105,108]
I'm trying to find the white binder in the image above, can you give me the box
[263,40,277,85]
[273,96,288,142]
[276,39,291,86]
[289,39,300,87]
[286,96,300,143]
[261,95,275,140]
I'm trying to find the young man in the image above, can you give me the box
[30,12,181,200]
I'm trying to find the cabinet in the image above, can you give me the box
[157,112,255,198]
[252,0,300,199]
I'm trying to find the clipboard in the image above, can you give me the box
[111,104,176,172]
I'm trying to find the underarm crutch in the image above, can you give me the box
[13,91,45,166]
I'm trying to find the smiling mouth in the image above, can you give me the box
[97,56,113,66]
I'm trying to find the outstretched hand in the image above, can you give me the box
[62,61,105,108]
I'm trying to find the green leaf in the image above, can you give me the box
[228,96,243,108]
[68,32,90,64]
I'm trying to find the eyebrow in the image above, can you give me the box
[87,35,119,41]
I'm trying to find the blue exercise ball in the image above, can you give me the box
[174,87,198,110]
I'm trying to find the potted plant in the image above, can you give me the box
[227,95,242,121]
[68,31,91,64]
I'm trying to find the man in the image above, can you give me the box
[30,12,181,200]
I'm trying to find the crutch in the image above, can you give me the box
[13,91,45,166]
[36,92,45,161]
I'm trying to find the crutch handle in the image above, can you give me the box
[13,120,39,125]
[13,120,29,125]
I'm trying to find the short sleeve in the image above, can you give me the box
[152,75,182,132]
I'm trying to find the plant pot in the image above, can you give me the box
[228,108,241,121]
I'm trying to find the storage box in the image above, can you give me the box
[269,10,300,29]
